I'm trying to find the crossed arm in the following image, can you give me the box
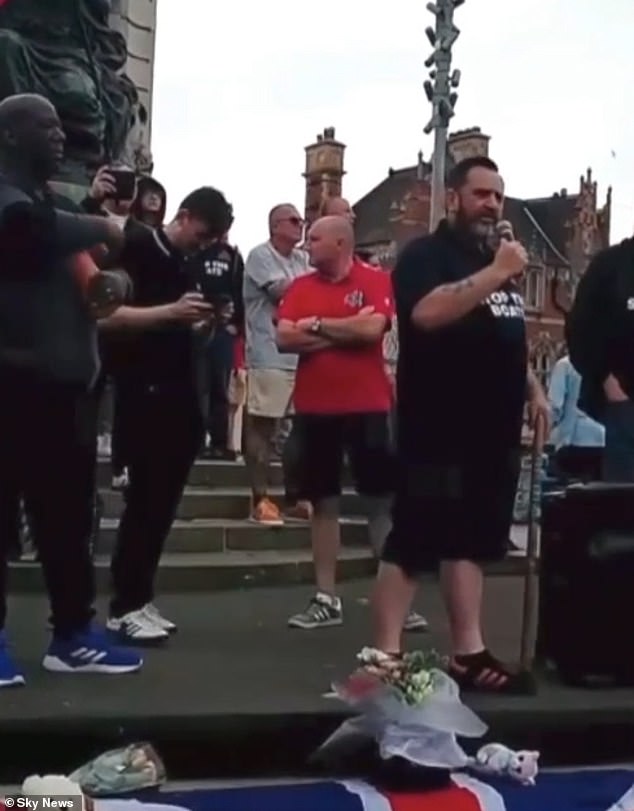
[276,310,388,353]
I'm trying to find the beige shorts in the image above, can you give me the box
[228,369,247,407]
[247,369,295,419]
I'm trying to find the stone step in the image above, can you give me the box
[97,458,354,489]
[99,486,364,521]
[96,516,369,554]
[98,459,279,489]
[91,518,531,556]
[9,546,531,594]
[10,548,375,593]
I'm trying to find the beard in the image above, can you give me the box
[454,208,498,252]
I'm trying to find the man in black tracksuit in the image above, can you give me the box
[0,93,143,685]
[184,239,244,458]
[101,186,234,645]
[567,236,634,480]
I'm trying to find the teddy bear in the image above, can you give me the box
[468,743,540,786]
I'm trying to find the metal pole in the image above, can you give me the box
[423,0,465,231]
[430,117,448,233]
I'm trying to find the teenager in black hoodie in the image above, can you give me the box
[82,168,168,486]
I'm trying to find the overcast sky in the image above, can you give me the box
[151,0,633,252]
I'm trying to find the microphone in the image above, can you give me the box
[494,220,523,289]
[496,220,515,243]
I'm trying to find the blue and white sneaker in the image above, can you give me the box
[42,625,143,674]
[0,631,25,687]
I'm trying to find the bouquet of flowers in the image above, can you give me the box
[318,648,487,774]
[68,742,166,796]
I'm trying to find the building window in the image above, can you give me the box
[533,352,553,388]
[523,266,545,311]
[530,333,557,388]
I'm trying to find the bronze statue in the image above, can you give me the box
[0,0,139,181]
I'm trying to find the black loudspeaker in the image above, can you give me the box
[537,483,634,686]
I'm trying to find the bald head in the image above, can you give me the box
[320,196,355,223]
[307,215,355,277]
[0,94,56,128]
[0,93,64,182]
[310,215,354,246]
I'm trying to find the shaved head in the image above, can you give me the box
[307,215,355,277]
[320,197,355,223]
[310,215,354,246]
[0,94,56,127]
[0,93,64,181]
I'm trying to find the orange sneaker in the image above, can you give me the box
[250,497,283,525]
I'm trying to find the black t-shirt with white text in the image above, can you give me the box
[393,220,527,461]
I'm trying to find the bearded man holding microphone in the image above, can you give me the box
[370,156,550,695]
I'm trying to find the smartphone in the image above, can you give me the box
[108,169,136,201]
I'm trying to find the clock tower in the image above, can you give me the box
[303,127,346,226]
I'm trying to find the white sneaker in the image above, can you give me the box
[106,609,169,644]
[112,468,130,490]
[403,611,429,632]
[143,603,177,633]
[288,593,343,629]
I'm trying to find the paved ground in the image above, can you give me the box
[3,577,525,718]
[2,579,634,780]
[1,576,630,718]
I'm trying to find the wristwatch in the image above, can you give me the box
[310,317,322,334]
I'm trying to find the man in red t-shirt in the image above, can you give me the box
[276,215,395,629]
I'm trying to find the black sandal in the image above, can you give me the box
[448,649,536,695]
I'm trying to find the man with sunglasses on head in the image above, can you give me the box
[243,203,311,525]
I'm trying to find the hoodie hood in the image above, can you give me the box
[131,175,167,226]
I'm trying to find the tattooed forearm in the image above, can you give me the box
[439,278,475,294]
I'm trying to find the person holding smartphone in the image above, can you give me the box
[184,236,244,458]
[82,166,167,487]
[99,186,235,645]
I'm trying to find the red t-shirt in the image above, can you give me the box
[277,260,394,414]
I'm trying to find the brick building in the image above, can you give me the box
[302,126,612,384]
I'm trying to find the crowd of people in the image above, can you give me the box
[1,90,629,697]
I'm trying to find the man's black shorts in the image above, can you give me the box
[382,448,521,575]
[294,412,394,501]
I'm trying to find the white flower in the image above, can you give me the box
[409,670,434,692]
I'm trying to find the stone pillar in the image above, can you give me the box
[109,0,158,148]
[303,127,346,226]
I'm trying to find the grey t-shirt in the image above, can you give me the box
[243,241,309,370]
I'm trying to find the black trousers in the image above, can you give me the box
[206,327,234,450]
[111,381,134,474]
[0,483,23,558]
[110,383,203,616]
[0,371,96,634]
